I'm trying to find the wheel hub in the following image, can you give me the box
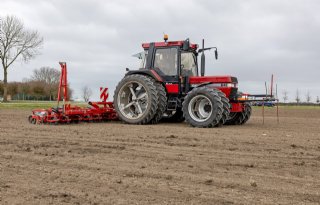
[117,81,148,120]
[188,95,213,122]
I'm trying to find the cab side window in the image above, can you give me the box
[181,52,197,76]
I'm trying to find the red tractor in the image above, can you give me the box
[113,36,253,127]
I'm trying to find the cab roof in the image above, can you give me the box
[142,41,198,50]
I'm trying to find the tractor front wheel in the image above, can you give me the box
[215,89,230,127]
[182,87,223,128]
[225,103,252,125]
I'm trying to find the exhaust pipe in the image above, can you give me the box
[200,39,205,76]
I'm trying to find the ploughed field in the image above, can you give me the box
[0,107,320,204]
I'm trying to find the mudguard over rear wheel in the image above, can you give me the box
[182,87,223,128]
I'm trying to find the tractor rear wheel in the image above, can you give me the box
[182,87,223,128]
[150,82,167,124]
[225,103,252,125]
[114,74,159,124]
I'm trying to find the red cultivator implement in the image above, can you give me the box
[28,62,117,125]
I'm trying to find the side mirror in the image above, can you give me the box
[215,49,218,60]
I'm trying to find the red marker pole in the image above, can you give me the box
[276,84,279,124]
[270,74,274,97]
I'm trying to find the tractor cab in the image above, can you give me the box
[131,36,238,100]
[134,44,198,77]
[140,38,199,80]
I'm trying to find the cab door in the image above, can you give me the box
[180,52,198,77]
[152,47,180,94]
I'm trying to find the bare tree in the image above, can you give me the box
[317,96,320,104]
[0,15,43,102]
[82,86,92,102]
[305,91,311,103]
[31,67,60,101]
[282,90,288,103]
[295,89,300,104]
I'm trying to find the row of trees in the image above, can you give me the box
[282,90,320,104]
[0,67,73,101]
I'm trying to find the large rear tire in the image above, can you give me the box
[114,74,159,124]
[182,87,223,128]
[150,82,167,124]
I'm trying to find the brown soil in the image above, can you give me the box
[0,107,320,204]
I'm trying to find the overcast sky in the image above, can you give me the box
[1,0,319,102]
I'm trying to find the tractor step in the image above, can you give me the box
[167,99,179,111]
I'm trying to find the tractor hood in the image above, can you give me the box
[189,76,238,85]
[188,76,238,99]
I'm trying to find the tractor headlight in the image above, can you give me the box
[221,83,237,88]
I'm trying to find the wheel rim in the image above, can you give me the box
[117,81,149,120]
[188,95,213,122]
